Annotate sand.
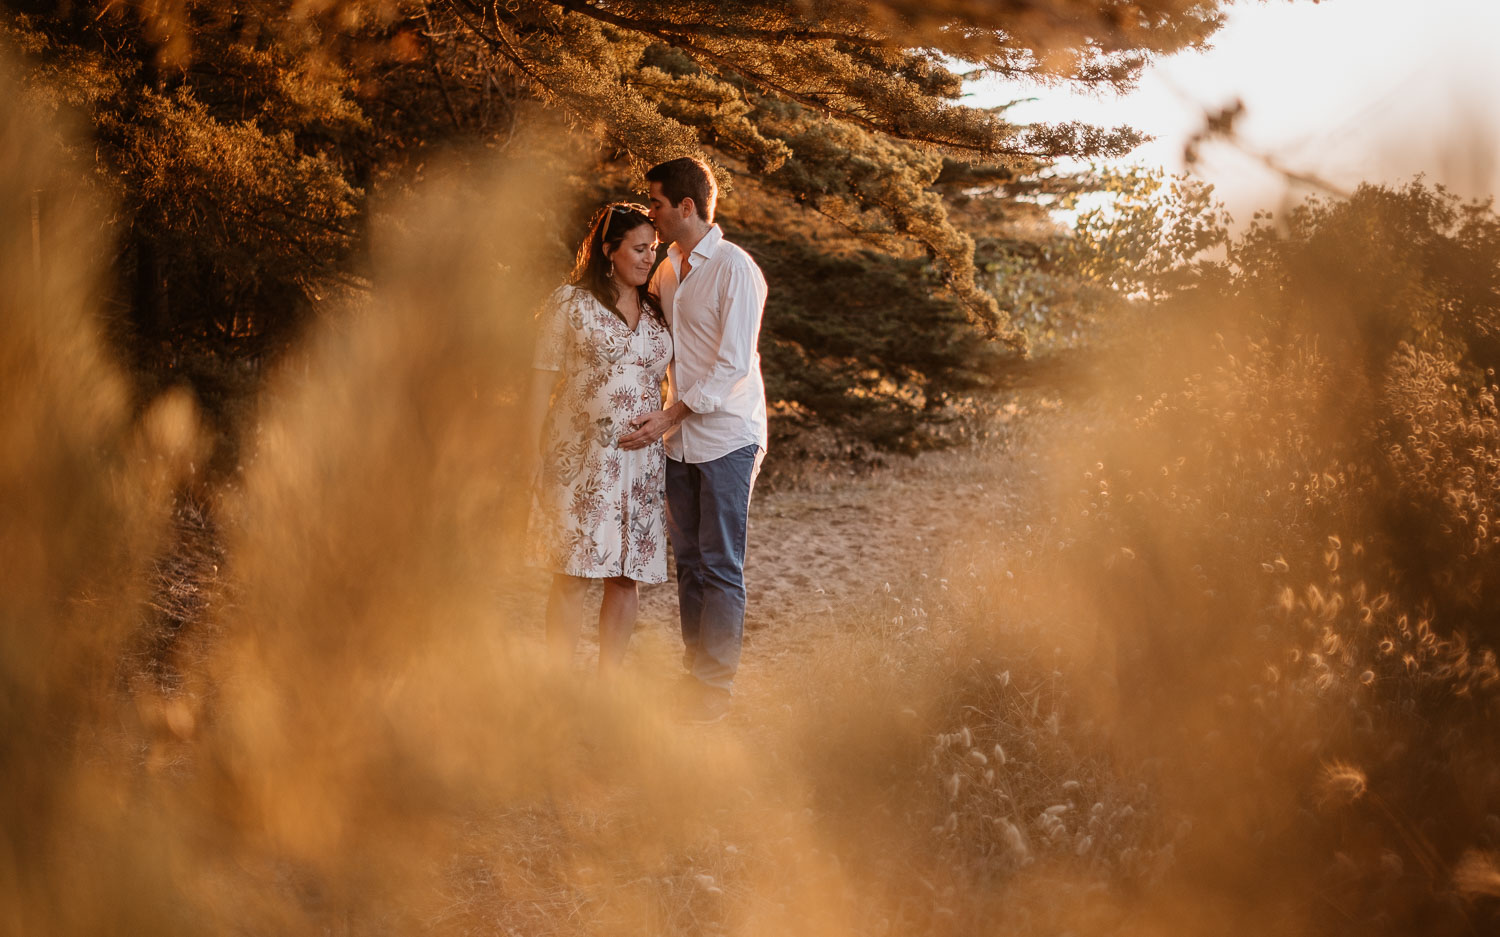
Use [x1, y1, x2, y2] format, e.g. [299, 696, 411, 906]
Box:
[504, 393, 1057, 679]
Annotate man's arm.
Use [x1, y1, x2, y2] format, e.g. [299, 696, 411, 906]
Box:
[673, 258, 766, 414]
[618, 258, 766, 450]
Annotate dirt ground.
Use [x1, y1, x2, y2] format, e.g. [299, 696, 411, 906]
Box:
[500, 392, 1062, 686]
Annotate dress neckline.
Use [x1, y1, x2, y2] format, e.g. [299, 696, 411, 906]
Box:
[583, 287, 647, 335]
[613, 305, 643, 333]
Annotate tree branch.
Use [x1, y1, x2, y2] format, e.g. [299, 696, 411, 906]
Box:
[451, 0, 1017, 156]
[543, 0, 884, 48]
[446, 1, 1103, 164]
[446, 0, 549, 96]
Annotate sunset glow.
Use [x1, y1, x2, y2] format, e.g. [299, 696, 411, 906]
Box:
[976, 0, 1500, 222]
[7, 4, 1500, 935]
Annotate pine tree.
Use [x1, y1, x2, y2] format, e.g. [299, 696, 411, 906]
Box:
[2, 0, 1233, 434]
[437, 0, 1227, 340]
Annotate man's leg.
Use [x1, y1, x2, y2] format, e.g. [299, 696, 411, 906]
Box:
[689, 444, 763, 693]
[664, 457, 705, 672]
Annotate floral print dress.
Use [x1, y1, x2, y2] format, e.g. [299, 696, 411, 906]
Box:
[527, 285, 673, 583]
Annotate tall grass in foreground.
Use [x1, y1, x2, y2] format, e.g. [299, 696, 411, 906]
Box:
[0, 61, 1018, 937]
[0, 60, 205, 934]
[1016, 183, 1500, 934]
[6, 54, 1500, 937]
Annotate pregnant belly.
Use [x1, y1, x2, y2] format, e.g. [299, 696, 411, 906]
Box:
[584, 393, 662, 443]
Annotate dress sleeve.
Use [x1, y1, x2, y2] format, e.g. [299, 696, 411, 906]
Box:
[532, 286, 572, 372]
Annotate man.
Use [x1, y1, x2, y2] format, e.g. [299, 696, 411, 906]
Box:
[618, 156, 768, 723]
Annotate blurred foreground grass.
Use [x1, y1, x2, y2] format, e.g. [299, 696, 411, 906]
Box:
[5, 61, 1500, 937]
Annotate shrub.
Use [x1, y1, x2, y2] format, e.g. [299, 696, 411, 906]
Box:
[1028, 181, 1500, 934]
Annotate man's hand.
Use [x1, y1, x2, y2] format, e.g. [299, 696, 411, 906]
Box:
[619, 400, 689, 450]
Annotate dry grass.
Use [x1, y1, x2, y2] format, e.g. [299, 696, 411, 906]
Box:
[6, 57, 1500, 937]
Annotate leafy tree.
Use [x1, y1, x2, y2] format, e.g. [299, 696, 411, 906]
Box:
[434, 0, 1228, 338]
[1060, 167, 1230, 301]
[2, 0, 1235, 441]
[1226, 181, 1500, 376]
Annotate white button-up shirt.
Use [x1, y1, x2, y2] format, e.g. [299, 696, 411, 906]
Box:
[650, 224, 768, 464]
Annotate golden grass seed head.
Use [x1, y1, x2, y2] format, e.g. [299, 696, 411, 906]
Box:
[995, 819, 1030, 863]
[1453, 850, 1500, 898]
[1379, 851, 1404, 880]
[1317, 761, 1368, 807]
[1278, 587, 1297, 612]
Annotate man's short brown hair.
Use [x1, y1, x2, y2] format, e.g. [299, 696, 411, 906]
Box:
[646, 157, 717, 223]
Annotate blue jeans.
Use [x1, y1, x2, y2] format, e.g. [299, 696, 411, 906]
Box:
[665, 444, 763, 692]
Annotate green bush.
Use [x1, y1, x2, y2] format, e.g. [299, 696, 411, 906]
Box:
[740, 231, 1006, 454]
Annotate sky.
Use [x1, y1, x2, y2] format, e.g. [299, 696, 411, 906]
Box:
[968, 0, 1500, 226]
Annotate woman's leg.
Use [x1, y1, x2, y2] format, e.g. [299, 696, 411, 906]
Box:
[546, 574, 589, 667]
[598, 576, 639, 676]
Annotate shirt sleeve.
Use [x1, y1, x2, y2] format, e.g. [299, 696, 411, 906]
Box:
[531, 286, 571, 372]
[648, 254, 675, 327]
[677, 255, 767, 414]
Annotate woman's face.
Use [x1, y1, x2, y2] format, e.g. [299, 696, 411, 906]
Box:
[606, 222, 658, 289]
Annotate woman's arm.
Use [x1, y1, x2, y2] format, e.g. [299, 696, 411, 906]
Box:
[523, 367, 559, 475]
[525, 286, 570, 474]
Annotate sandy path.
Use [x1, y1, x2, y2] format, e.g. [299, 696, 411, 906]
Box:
[677, 458, 1010, 629]
[502, 398, 1051, 679]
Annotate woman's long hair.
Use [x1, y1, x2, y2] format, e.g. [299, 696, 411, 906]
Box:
[569, 202, 662, 323]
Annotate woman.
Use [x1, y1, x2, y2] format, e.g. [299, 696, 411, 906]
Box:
[526, 202, 671, 674]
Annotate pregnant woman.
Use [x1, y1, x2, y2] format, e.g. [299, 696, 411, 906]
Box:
[526, 202, 671, 674]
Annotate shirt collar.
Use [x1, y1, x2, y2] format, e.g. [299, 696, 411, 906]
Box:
[667, 223, 724, 264]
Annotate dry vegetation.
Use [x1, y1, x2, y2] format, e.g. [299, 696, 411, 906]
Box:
[5, 65, 1500, 937]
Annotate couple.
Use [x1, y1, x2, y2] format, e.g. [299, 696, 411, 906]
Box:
[525, 156, 767, 723]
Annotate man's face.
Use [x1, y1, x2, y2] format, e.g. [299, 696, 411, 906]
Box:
[647, 181, 684, 243]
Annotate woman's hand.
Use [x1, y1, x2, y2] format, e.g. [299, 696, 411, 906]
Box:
[618, 400, 689, 450]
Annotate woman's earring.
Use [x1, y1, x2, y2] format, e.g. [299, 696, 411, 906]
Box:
[608, 261, 615, 278]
